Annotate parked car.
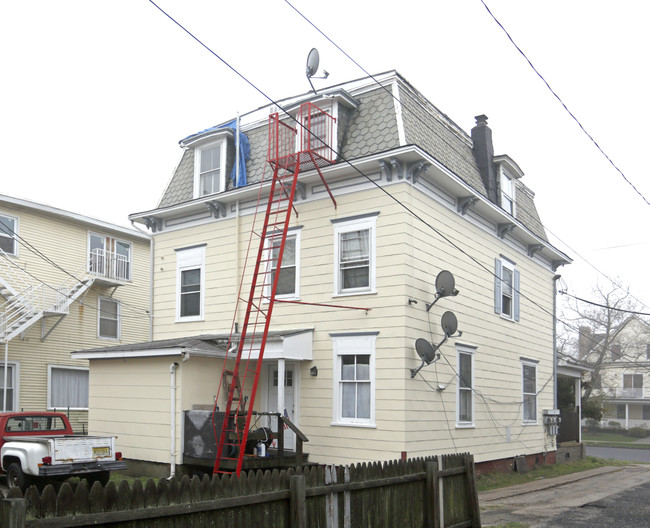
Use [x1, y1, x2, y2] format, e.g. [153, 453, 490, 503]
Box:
[0, 411, 126, 490]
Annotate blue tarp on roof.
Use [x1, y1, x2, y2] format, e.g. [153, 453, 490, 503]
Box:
[181, 119, 251, 188]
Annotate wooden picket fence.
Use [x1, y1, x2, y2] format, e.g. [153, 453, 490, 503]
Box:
[0, 453, 480, 528]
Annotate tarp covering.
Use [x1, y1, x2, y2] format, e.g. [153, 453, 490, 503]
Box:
[220, 119, 250, 188]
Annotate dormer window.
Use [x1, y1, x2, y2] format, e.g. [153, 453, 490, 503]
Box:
[493, 155, 523, 218]
[196, 139, 227, 197]
[500, 170, 515, 215]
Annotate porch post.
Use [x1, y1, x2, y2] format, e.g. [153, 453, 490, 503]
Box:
[626, 404, 630, 430]
[574, 377, 581, 442]
[278, 358, 285, 420]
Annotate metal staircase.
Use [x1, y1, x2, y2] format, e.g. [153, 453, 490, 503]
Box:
[0, 249, 95, 343]
[213, 103, 337, 475]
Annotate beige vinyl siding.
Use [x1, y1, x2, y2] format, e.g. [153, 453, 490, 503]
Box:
[0, 202, 150, 432]
[106, 175, 554, 466]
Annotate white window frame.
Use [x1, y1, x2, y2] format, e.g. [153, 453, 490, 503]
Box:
[47, 365, 89, 411]
[88, 232, 133, 282]
[522, 360, 538, 425]
[456, 345, 475, 427]
[0, 212, 19, 257]
[333, 215, 377, 296]
[0, 362, 19, 412]
[98, 297, 121, 340]
[193, 138, 228, 198]
[296, 102, 337, 161]
[176, 245, 206, 322]
[495, 257, 520, 321]
[264, 228, 301, 301]
[500, 168, 516, 216]
[332, 333, 376, 427]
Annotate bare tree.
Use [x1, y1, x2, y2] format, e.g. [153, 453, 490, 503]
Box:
[558, 280, 650, 410]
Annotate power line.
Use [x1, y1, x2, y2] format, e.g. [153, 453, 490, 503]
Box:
[479, 0, 650, 208]
[559, 291, 650, 317]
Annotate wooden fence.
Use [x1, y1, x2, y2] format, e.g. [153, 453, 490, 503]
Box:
[558, 410, 580, 443]
[0, 454, 480, 528]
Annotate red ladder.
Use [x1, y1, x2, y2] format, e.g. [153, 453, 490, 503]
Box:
[213, 105, 336, 476]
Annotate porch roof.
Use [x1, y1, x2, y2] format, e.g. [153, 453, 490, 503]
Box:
[71, 328, 314, 361]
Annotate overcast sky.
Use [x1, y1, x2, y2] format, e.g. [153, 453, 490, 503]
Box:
[1, 1, 649, 313]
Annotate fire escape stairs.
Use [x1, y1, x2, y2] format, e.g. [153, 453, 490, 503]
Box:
[0, 256, 95, 343]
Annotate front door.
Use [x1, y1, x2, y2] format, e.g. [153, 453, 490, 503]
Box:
[266, 364, 297, 451]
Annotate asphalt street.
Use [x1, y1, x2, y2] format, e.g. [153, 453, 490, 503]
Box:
[587, 445, 650, 463]
[480, 464, 650, 527]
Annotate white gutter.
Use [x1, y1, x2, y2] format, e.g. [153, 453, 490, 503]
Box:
[169, 362, 179, 479]
[3, 342, 7, 412]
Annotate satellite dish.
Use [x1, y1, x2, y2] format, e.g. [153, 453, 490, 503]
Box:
[441, 311, 458, 337]
[426, 270, 460, 311]
[435, 270, 456, 297]
[306, 48, 320, 78]
[415, 338, 437, 365]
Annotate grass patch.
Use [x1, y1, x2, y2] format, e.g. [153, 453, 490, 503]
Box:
[582, 431, 650, 449]
[476, 456, 631, 492]
[582, 432, 638, 443]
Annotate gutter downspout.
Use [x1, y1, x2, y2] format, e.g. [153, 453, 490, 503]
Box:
[3, 342, 7, 412]
[169, 361, 179, 479]
[553, 275, 561, 411]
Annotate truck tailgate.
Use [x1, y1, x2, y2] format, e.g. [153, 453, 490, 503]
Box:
[52, 436, 115, 463]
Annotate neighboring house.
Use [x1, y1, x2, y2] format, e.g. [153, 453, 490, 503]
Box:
[73, 71, 570, 473]
[0, 194, 151, 432]
[581, 317, 650, 429]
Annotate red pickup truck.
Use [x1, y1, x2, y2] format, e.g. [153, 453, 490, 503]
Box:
[0, 411, 126, 490]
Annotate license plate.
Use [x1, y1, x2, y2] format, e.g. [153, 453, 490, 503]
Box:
[93, 446, 110, 457]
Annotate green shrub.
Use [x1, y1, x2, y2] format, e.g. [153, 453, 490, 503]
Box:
[628, 427, 647, 438]
[608, 421, 621, 429]
[585, 419, 600, 432]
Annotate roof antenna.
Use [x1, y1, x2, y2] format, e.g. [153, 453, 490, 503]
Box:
[306, 48, 329, 94]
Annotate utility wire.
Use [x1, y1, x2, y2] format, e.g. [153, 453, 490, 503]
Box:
[479, 0, 650, 208]
[284, 0, 650, 309]
[559, 291, 650, 317]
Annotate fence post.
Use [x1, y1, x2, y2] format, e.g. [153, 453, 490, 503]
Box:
[464, 455, 481, 527]
[290, 474, 306, 528]
[1, 498, 26, 528]
[425, 461, 440, 528]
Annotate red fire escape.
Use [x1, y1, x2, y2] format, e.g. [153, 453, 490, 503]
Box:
[213, 103, 337, 476]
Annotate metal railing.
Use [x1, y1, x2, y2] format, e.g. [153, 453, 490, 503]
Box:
[606, 387, 645, 399]
[88, 249, 130, 282]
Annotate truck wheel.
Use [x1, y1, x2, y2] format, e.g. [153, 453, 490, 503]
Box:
[86, 471, 110, 487]
[7, 462, 28, 491]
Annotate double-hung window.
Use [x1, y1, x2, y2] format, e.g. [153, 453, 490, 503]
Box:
[98, 297, 120, 340]
[192, 135, 229, 198]
[623, 374, 643, 398]
[0, 363, 17, 411]
[48, 366, 88, 410]
[457, 346, 475, 426]
[265, 229, 300, 299]
[495, 257, 520, 321]
[333, 214, 377, 295]
[0, 213, 18, 256]
[500, 170, 515, 215]
[522, 360, 537, 424]
[332, 333, 376, 426]
[176, 245, 206, 321]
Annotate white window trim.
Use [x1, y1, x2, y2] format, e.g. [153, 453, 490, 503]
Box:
[0, 212, 19, 257]
[97, 296, 121, 341]
[47, 365, 89, 411]
[333, 215, 377, 297]
[456, 345, 475, 428]
[193, 138, 228, 198]
[499, 167, 516, 217]
[263, 228, 301, 301]
[295, 101, 338, 161]
[0, 361, 20, 412]
[495, 257, 520, 322]
[331, 333, 377, 427]
[521, 360, 538, 425]
[176, 245, 206, 322]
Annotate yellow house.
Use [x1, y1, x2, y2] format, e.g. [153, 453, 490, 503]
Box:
[74, 71, 570, 475]
[0, 194, 151, 432]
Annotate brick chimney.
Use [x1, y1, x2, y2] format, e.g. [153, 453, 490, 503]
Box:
[471, 115, 498, 204]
